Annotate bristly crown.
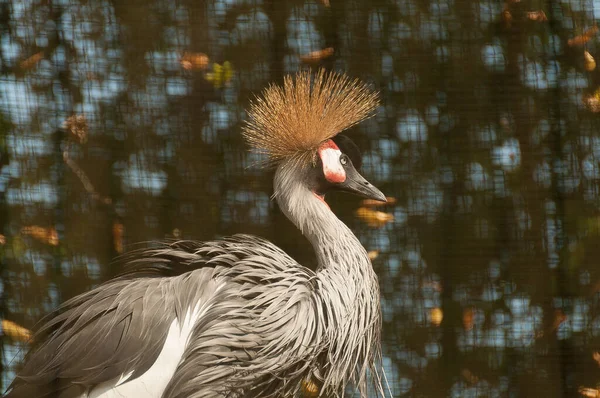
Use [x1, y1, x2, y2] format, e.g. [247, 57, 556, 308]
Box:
[242, 69, 379, 168]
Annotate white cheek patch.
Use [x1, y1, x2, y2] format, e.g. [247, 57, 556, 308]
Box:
[319, 148, 346, 183]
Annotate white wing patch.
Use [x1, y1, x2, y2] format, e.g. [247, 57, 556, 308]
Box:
[85, 299, 213, 398]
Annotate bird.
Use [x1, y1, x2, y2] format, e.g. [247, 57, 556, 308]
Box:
[5, 69, 387, 398]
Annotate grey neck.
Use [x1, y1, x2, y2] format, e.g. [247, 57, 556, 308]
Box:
[273, 163, 368, 270]
[273, 162, 383, 394]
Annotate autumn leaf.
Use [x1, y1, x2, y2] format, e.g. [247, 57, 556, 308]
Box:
[21, 225, 58, 246]
[113, 222, 124, 254]
[585, 51, 596, 71]
[300, 47, 334, 64]
[367, 250, 379, 260]
[180, 52, 209, 70]
[463, 307, 475, 330]
[355, 207, 394, 227]
[301, 378, 320, 397]
[429, 307, 443, 326]
[19, 52, 44, 70]
[360, 197, 397, 207]
[579, 387, 600, 397]
[569, 26, 599, 47]
[2, 319, 32, 342]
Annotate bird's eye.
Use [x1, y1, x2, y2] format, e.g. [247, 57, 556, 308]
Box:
[340, 155, 348, 166]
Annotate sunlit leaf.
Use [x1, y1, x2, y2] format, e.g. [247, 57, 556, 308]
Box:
[429, 307, 443, 326]
[579, 387, 600, 397]
[360, 197, 397, 207]
[593, 351, 600, 366]
[180, 52, 209, 70]
[355, 207, 394, 228]
[21, 226, 59, 246]
[113, 222, 124, 254]
[0, 234, 5, 245]
[205, 61, 234, 89]
[585, 51, 596, 71]
[569, 26, 599, 47]
[2, 319, 32, 342]
[301, 378, 319, 397]
[300, 47, 334, 64]
[367, 250, 379, 260]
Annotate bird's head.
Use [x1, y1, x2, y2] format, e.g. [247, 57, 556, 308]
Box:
[308, 134, 386, 204]
[243, 69, 385, 204]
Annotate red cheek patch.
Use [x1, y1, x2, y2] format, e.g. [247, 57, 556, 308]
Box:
[318, 140, 346, 183]
[319, 139, 340, 150]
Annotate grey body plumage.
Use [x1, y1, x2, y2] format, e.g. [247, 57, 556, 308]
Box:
[5, 70, 385, 397]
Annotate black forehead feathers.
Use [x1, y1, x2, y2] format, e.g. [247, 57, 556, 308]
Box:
[332, 134, 362, 170]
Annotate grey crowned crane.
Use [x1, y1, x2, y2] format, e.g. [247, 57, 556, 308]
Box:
[5, 69, 387, 398]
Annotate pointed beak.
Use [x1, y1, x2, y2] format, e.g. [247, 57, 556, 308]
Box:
[338, 166, 387, 202]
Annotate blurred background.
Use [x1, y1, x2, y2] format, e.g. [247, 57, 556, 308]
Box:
[1, 0, 600, 396]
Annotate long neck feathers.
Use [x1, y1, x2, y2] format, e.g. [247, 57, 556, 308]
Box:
[273, 164, 359, 268]
[273, 164, 384, 395]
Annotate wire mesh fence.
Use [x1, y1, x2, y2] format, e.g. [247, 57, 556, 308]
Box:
[1, 0, 600, 396]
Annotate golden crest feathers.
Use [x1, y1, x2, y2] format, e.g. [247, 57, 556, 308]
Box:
[242, 69, 379, 167]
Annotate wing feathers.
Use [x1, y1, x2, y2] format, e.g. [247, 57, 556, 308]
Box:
[6, 234, 377, 398]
